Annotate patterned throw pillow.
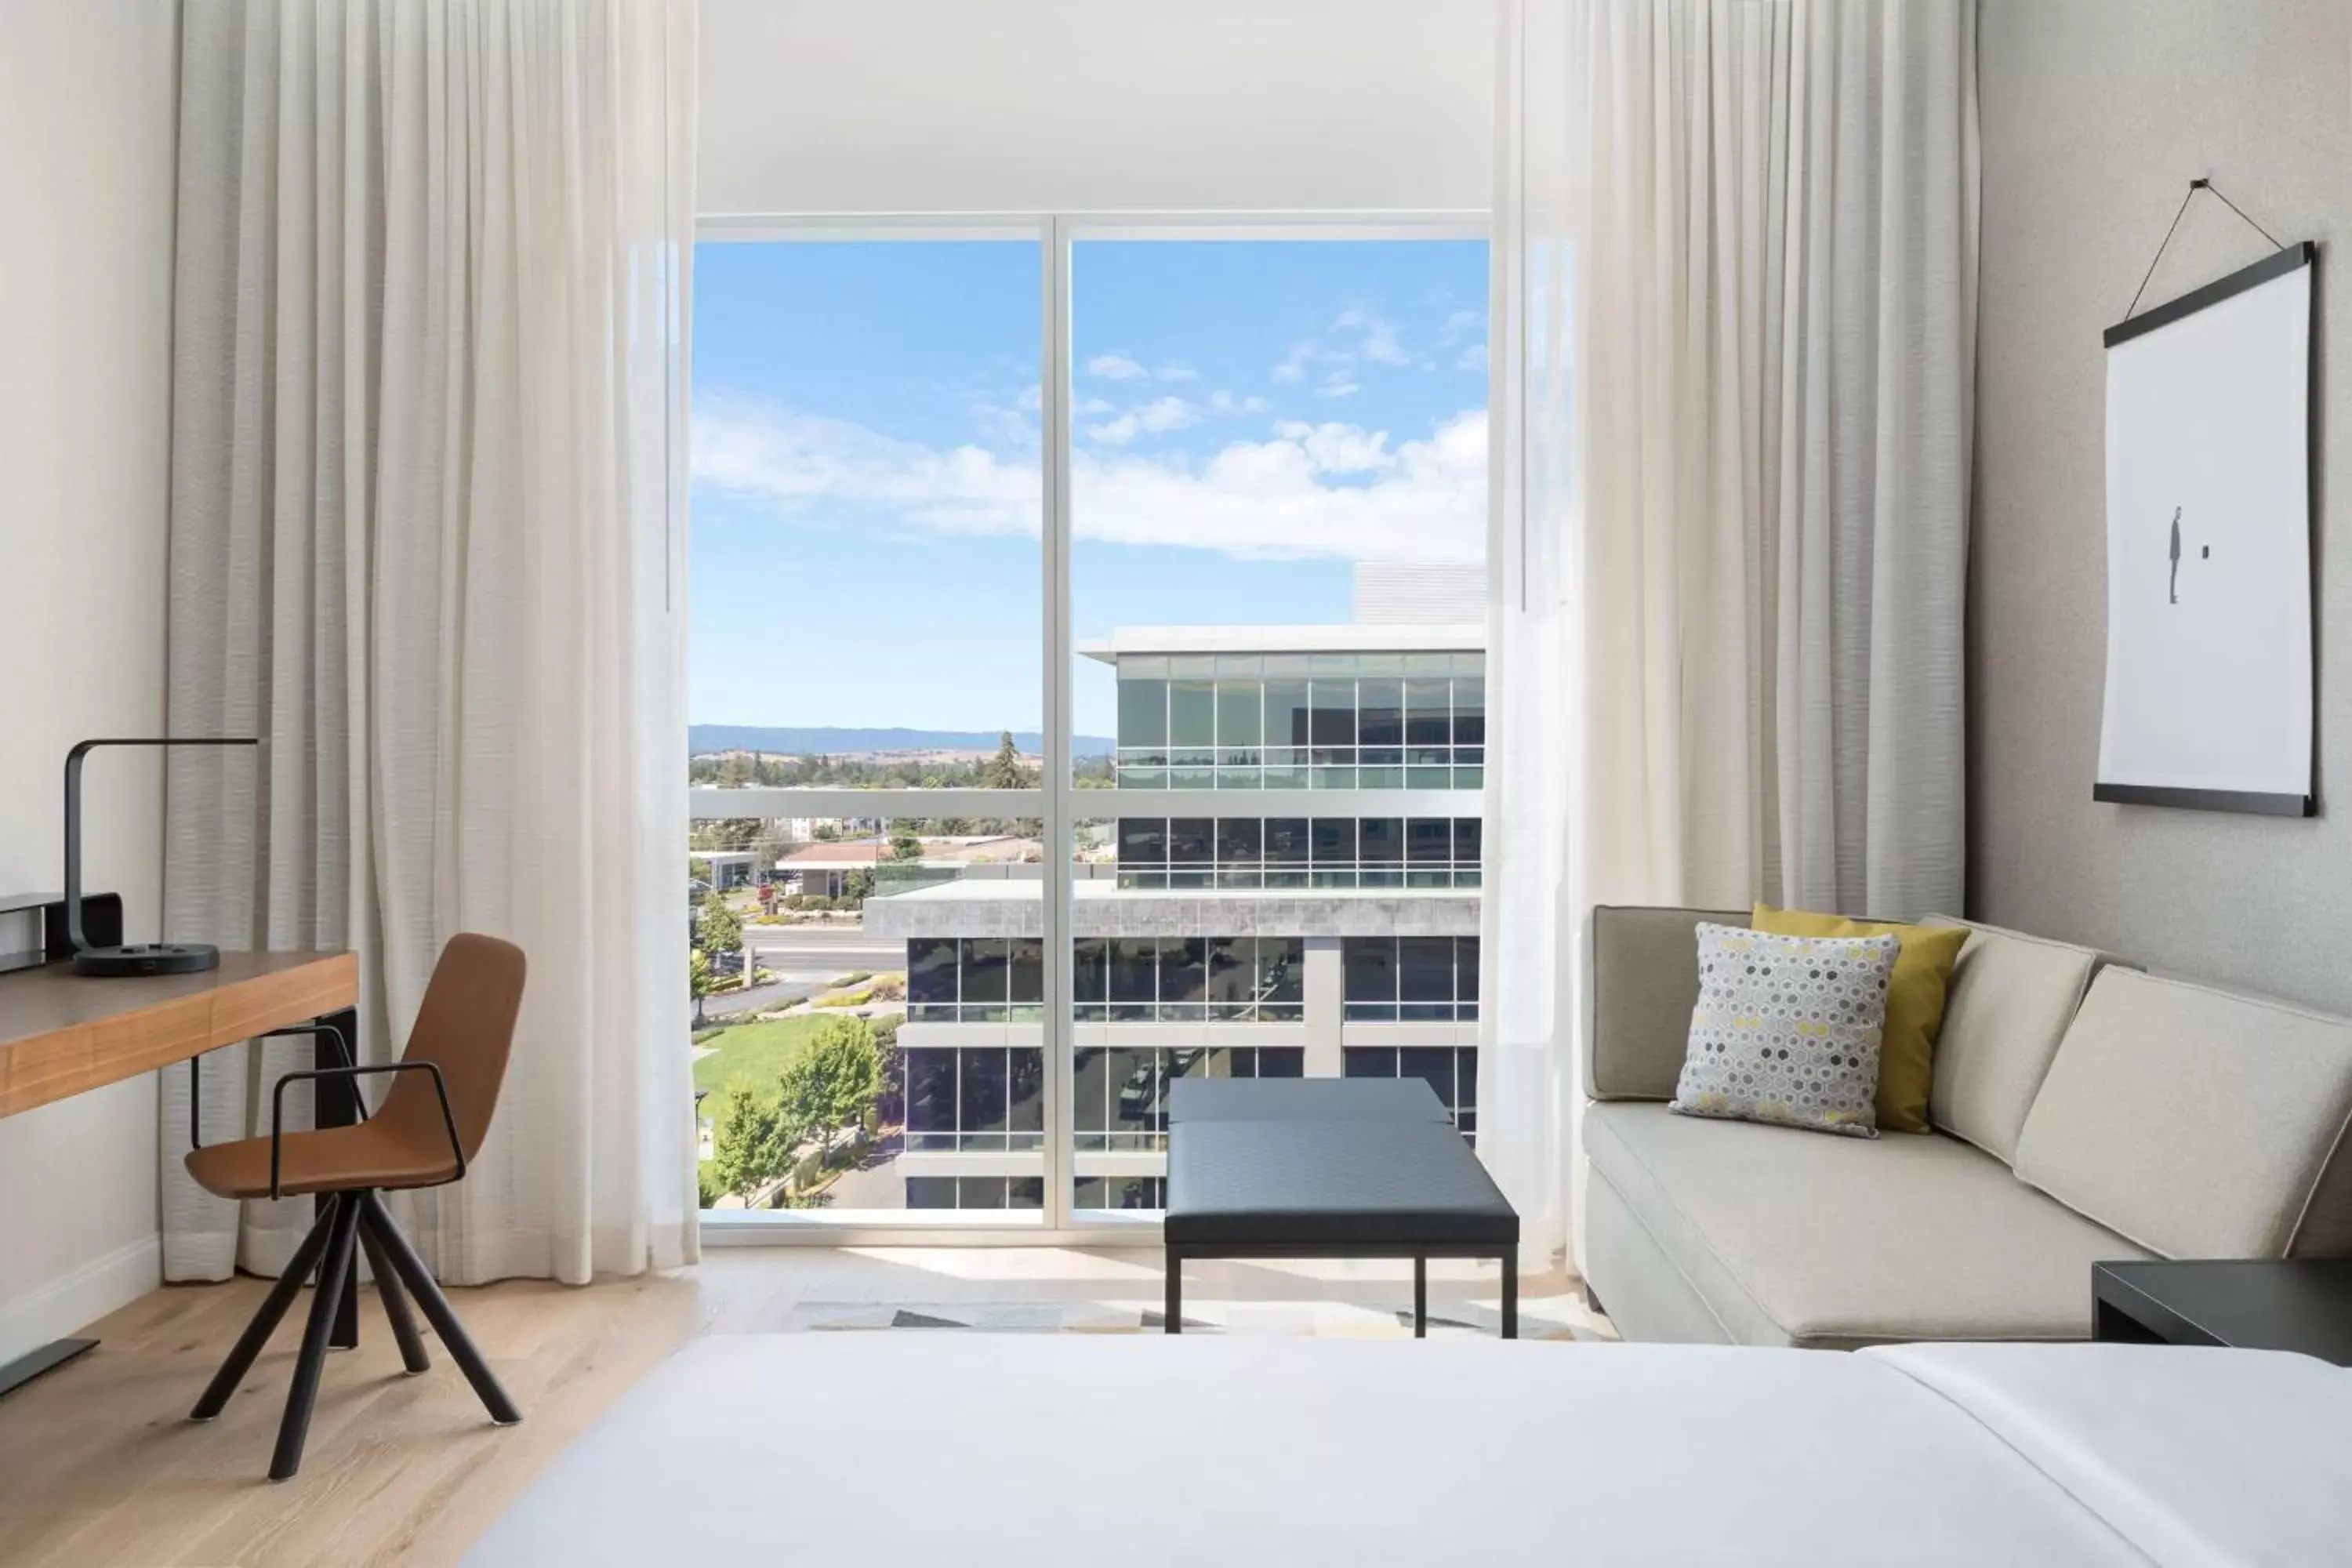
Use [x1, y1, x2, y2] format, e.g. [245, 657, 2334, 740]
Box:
[1670, 924, 1901, 1138]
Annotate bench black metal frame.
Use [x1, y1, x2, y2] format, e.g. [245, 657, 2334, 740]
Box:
[1162, 1079, 1519, 1339]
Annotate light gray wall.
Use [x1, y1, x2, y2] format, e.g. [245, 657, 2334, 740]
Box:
[1972, 2, 2352, 1007]
[0, 0, 179, 1359]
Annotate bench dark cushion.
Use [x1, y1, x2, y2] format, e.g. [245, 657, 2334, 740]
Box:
[1166, 1119, 1519, 1247]
[1166, 1077, 1453, 1125]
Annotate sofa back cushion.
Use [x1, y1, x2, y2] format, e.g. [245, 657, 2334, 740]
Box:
[1586, 905, 1748, 1100]
[2013, 969, 2352, 1260]
[1920, 916, 2117, 1163]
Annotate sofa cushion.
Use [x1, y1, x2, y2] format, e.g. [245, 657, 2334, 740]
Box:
[1583, 1101, 2150, 1348]
[1586, 906, 1748, 1101]
[1921, 916, 2119, 1163]
[2013, 969, 2352, 1260]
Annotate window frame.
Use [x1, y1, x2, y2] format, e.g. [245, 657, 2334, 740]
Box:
[690, 210, 1487, 1248]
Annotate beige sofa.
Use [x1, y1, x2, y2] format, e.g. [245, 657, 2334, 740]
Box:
[1581, 906, 2352, 1348]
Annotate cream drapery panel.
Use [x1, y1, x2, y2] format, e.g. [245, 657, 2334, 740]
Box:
[161, 0, 700, 1286]
[1486, 0, 1978, 1272]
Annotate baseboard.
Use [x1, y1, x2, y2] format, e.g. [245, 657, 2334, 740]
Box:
[0, 1233, 162, 1366]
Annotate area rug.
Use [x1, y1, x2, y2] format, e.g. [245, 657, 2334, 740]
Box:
[773, 1297, 1608, 1339]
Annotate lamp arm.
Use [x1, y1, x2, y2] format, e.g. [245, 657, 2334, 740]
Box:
[63, 738, 262, 952]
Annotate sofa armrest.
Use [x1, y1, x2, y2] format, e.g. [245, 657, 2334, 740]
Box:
[1584, 905, 1748, 1101]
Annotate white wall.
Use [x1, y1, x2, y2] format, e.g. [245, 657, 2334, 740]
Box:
[699, 0, 1494, 215]
[1971, 2, 2352, 1006]
[0, 0, 180, 1361]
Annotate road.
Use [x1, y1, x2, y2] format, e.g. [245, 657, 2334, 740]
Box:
[739, 923, 904, 977]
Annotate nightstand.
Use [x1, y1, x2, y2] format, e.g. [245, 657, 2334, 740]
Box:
[2092, 1259, 2352, 1366]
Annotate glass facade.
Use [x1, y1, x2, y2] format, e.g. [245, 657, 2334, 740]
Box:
[903, 1176, 1047, 1210]
[902, 1045, 1044, 1151]
[1078, 935, 1305, 1022]
[1073, 1176, 1167, 1210]
[906, 937, 1047, 1023]
[1113, 653, 1484, 789]
[1116, 815, 1480, 890]
[1073, 1044, 1305, 1151]
[1341, 936, 1482, 1021]
[1345, 1046, 1479, 1139]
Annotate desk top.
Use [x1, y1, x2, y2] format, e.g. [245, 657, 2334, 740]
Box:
[0, 950, 358, 1119]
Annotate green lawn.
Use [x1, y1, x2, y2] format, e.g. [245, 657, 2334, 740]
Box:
[691, 1014, 829, 1102]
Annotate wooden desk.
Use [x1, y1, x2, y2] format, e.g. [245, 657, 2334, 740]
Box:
[0, 950, 360, 1394]
[0, 950, 358, 1118]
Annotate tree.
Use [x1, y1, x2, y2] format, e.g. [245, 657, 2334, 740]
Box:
[981, 730, 1033, 789]
[888, 828, 924, 862]
[841, 866, 875, 905]
[688, 949, 713, 1028]
[778, 1014, 884, 1159]
[710, 1087, 795, 1203]
[695, 897, 743, 962]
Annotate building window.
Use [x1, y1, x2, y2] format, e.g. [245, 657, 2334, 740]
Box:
[1117, 817, 1481, 890]
[1345, 1046, 1479, 1139]
[1072, 1176, 1167, 1210]
[904, 937, 1047, 1022]
[1071, 935, 1304, 1022]
[906, 1176, 1046, 1211]
[1073, 1045, 1305, 1150]
[899, 1047, 1044, 1151]
[1341, 935, 1479, 1022]
[1113, 652, 1484, 789]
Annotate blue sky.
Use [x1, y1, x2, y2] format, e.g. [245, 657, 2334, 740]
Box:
[691, 238, 1487, 739]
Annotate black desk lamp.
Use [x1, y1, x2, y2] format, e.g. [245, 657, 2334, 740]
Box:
[65, 737, 261, 976]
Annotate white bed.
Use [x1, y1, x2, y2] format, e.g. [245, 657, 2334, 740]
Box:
[465, 1336, 2352, 1566]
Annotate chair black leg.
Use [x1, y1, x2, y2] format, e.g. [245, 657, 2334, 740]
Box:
[1500, 1254, 1519, 1340]
[358, 1223, 431, 1375]
[359, 1193, 521, 1426]
[270, 1192, 363, 1481]
[190, 1196, 342, 1422]
[1414, 1255, 1428, 1338]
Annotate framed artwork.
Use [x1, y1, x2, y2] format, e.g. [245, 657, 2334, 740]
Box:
[2096, 241, 2317, 816]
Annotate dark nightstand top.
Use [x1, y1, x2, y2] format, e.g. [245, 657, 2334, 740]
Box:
[2093, 1259, 2352, 1366]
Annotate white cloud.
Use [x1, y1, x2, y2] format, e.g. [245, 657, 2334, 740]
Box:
[1334, 308, 1408, 366]
[1456, 341, 1488, 372]
[1271, 341, 1315, 383]
[1437, 308, 1482, 346]
[1085, 395, 1201, 445]
[1207, 389, 1271, 417]
[1317, 370, 1362, 398]
[1077, 397, 1116, 416]
[1272, 421, 1396, 474]
[693, 394, 1485, 564]
[1154, 363, 1200, 382]
[1087, 354, 1149, 380]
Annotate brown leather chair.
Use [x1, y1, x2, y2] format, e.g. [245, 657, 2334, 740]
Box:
[185, 932, 528, 1481]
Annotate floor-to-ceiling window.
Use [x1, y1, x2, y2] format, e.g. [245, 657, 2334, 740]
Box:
[688, 221, 1485, 1235]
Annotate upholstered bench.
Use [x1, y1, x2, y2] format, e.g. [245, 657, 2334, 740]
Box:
[1163, 1078, 1520, 1338]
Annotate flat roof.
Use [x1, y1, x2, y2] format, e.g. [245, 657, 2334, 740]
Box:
[1078, 623, 1483, 664]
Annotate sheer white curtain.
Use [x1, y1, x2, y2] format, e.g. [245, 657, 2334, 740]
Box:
[161, 0, 699, 1286]
[1486, 0, 1977, 1273]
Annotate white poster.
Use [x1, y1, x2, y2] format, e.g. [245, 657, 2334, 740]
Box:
[2097, 248, 2314, 813]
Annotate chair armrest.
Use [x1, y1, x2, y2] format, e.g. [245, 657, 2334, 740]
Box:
[188, 1022, 364, 1152]
[1584, 905, 1748, 1101]
[268, 1061, 464, 1200]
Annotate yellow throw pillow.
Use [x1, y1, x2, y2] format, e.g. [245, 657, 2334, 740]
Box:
[1750, 904, 1967, 1134]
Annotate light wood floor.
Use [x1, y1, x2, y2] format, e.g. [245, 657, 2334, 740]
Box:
[0, 1249, 1587, 1566]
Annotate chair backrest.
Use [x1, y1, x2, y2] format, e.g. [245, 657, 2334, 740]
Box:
[381, 933, 528, 1163]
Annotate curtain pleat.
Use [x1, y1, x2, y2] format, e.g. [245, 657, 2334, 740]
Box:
[162, 0, 699, 1286]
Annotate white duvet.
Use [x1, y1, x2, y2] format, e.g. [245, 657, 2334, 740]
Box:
[466, 1336, 2352, 1566]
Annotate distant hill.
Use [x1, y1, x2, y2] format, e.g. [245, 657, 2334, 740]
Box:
[690, 724, 1114, 757]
